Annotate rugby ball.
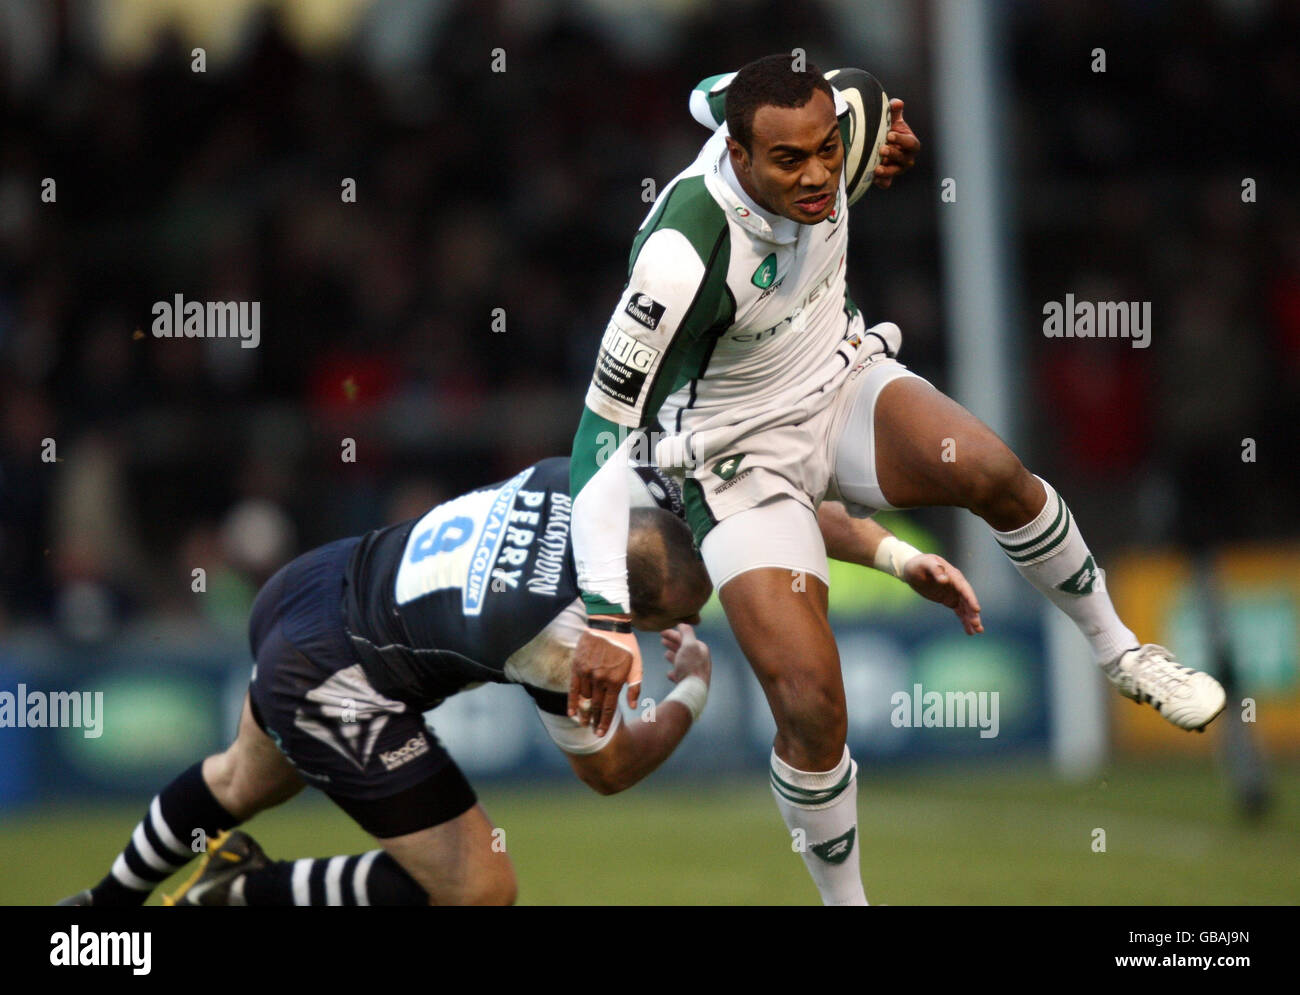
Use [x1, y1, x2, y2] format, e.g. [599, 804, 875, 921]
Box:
[824, 68, 891, 206]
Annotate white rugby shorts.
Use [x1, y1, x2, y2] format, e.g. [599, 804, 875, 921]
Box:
[698, 353, 928, 589]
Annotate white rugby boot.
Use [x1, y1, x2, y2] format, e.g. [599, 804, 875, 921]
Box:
[1102, 644, 1227, 732]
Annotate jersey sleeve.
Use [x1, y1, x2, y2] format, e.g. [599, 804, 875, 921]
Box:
[570, 176, 733, 614]
[571, 419, 634, 614]
[688, 71, 736, 130]
[582, 226, 720, 428]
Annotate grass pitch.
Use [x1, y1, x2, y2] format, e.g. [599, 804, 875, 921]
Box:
[5, 759, 1297, 905]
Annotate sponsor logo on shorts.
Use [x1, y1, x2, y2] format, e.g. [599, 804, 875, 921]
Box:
[712, 454, 745, 480]
[624, 293, 666, 331]
[379, 734, 431, 771]
[713, 467, 753, 494]
[712, 454, 751, 494]
[294, 665, 407, 771]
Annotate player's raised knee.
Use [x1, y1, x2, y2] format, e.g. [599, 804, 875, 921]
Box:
[959, 441, 1033, 517]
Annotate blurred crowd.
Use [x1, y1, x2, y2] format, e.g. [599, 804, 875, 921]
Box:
[0, 0, 1295, 641]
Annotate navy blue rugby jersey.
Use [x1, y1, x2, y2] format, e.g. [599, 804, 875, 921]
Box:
[342, 457, 682, 713]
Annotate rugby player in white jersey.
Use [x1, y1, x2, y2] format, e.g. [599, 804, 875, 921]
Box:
[567, 54, 1227, 906]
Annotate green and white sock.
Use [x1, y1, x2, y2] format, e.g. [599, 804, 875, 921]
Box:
[993, 476, 1137, 664]
[769, 746, 867, 906]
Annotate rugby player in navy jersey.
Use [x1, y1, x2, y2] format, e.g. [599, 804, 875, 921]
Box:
[58, 457, 978, 906]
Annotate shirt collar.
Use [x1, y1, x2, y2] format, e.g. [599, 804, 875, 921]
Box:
[704, 129, 800, 246]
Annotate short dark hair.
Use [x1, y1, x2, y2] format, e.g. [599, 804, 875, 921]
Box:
[627, 508, 707, 618]
[726, 53, 833, 153]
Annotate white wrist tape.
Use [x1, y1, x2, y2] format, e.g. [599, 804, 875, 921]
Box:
[874, 536, 923, 579]
[664, 676, 708, 724]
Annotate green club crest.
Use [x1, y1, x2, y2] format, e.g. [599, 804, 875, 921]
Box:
[751, 253, 777, 289]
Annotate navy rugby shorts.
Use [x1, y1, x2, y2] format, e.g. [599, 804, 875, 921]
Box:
[246, 537, 476, 838]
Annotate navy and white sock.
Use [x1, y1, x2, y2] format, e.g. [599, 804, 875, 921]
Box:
[89, 762, 239, 906]
[238, 851, 427, 906]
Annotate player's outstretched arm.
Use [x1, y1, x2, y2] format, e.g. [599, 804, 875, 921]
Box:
[817, 499, 892, 565]
[817, 501, 983, 635]
[564, 625, 711, 795]
[570, 407, 644, 734]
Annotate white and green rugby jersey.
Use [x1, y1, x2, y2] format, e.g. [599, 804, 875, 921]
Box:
[585, 69, 886, 428]
[570, 68, 891, 615]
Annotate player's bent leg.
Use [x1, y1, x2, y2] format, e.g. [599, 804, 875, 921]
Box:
[704, 499, 867, 906]
[868, 375, 1043, 529]
[65, 740, 268, 907]
[837, 366, 1224, 731]
[866, 377, 1135, 659]
[171, 808, 516, 906]
[201, 693, 305, 820]
[60, 694, 305, 906]
[59, 759, 244, 906]
[718, 568, 865, 906]
[169, 762, 512, 906]
[718, 567, 845, 769]
[165, 829, 434, 906]
[379, 803, 516, 906]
